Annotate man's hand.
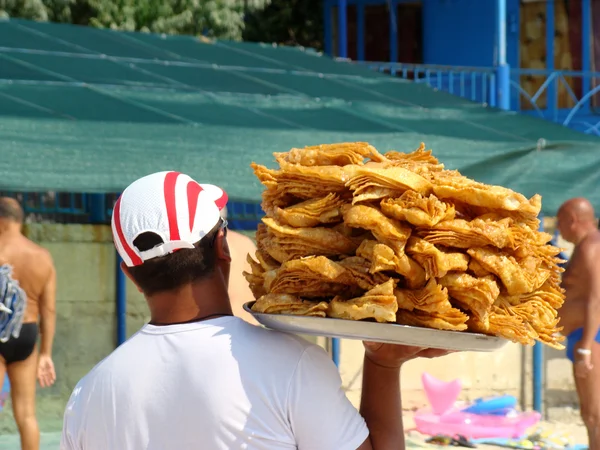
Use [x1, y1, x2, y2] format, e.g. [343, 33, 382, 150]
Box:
[38, 354, 56, 388]
[363, 341, 452, 369]
[575, 352, 594, 378]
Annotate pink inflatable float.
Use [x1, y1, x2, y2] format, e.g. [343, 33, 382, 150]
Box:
[415, 373, 541, 439]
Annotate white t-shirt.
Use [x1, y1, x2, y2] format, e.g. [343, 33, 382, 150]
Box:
[60, 317, 369, 450]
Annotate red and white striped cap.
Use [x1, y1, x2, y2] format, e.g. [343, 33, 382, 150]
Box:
[111, 171, 228, 267]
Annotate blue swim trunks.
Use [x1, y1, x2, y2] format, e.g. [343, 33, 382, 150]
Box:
[566, 328, 600, 362]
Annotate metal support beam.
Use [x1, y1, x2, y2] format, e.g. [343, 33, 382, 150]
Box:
[357, 3, 365, 61]
[582, 0, 591, 108]
[546, 0, 557, 120]
[338, 0, 348, 58]
[333, 0, 346, 367]
[389, 0, 398, 63]
[324, 1, 333, 56]
[89, 194, 106, 224]
[533, 214, 545, 414]
[496, 0, 510, 110]
[332, 338, 341, 367]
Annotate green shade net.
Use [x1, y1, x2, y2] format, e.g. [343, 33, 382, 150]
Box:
[1, 18, 599, 215]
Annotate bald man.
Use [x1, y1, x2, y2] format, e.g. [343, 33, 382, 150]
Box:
[0, 198, 56, 450]
[557, 198, 600, 449]
[220, 208, 258, 325]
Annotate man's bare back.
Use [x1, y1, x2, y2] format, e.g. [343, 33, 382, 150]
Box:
[0, 233, 54, 324]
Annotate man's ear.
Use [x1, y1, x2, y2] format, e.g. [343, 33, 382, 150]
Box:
[215, 229, 232, 263]
[120, 262, 143, 293]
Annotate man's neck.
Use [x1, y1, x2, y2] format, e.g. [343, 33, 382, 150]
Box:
[147, 279, 233, 326]
[0, 221, 21, 238]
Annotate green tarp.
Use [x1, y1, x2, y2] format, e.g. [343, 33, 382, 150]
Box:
[1, 18, 599, 215]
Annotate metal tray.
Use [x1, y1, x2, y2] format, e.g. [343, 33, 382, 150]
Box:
[244, 302, 508, 352]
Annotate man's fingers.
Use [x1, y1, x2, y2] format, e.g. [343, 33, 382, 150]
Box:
[363, 341, 383, 351]
[418, 348, 452, 359]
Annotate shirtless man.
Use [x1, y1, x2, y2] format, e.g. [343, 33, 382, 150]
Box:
[220, 207, 258, 325]
[0, 198, 56, 450]
[556, 198, 600, 449]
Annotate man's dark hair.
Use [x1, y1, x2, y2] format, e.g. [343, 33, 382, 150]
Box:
[0, 198, 24, 224]
[127, 220, 223, 296]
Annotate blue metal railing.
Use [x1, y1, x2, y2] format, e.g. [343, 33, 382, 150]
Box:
[365, 63, 498, 106]
[1, 191, 264, 229]
[360, 62, 600, 136]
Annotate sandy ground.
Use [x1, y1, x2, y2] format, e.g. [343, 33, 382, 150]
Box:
[0, 417, 587, 450]
[403, 406, 588, 448]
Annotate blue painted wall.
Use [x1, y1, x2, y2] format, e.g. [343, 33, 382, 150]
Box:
[422, 0, 497, 67]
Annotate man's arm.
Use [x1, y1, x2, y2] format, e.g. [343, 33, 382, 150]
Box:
[580, 241, 600, 352]
[357, 357, 403, 449]
[39, 261, 56, 356]
[288, 341, 448, 450]
[357, 343, 450, 450]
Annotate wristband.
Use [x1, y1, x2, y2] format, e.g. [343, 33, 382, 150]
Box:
[577, 348, 592, 356]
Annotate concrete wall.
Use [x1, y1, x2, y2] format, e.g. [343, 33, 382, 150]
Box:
[0, 223, 579, 434]
[0, 224, 149, 434]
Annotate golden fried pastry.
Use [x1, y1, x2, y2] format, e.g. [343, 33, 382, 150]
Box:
[355, 240, 426, 289]
[405, 237, 469, 279]
[439, 273, 500, 327]
[467, 308, 538, 346]
[394, 278, 453, 313]
[274, 142, 380, 166]
[468, 259, 492, 278]
[274, 194, 346, 228]
[346, 166, 433, 204]
[381, 191, 454, 227]
[397, 307, 469, 331]
[247, 141, 565, 349]
[343, 205, 412, 255]
[263, 256, 350, 297]
[252, 294, 329, 317]
[337, 256, 390, 291]
[252, 161, 349, 205]
[467, 247, 551, 296]
[243, 253, 268, 299]
[417, 217, 514, 249]
[384, 143, 440, 165]
[328, 279, 398, 323]
[431, 171, 541, 218]
[261, 217, 360, 262]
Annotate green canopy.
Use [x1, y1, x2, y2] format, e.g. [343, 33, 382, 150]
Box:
[1, 18, 599, 215]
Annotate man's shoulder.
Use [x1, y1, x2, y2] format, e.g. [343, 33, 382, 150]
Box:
[239, 320, 317, 354]
[22, 237, 53, 264]
[579, 231, 600, 258]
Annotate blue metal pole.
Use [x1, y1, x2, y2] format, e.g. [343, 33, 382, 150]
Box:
[546, 0, 556, 121]
[389, 0, 398, 63]
[533, 213, 545, 413]
[116, 252, 127, 346]
[89, 194, 106, 224]
[332, 337, 341, 367]
[582, 0, 591, 109]
[337, 0, 348, 58]
[496, 0, 510, 110]
[324, 0, 333, 56]
[357, 3, 365, 61]
[332, 0, 346, 367]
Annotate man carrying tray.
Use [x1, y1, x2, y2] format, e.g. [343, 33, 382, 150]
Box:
[60, 171, 449, 450]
